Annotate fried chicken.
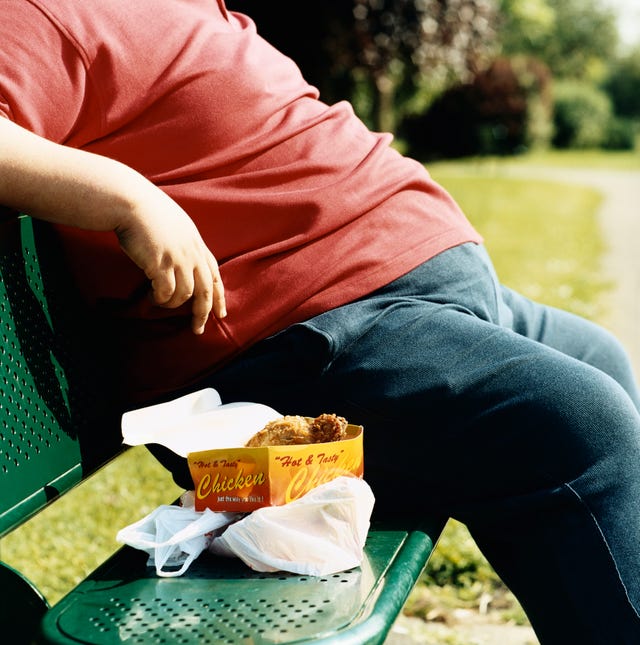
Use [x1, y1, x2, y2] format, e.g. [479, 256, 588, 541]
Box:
[245, 413, 348, 447]
[309, 413, 348, 443]
[245, 415, 312, 447]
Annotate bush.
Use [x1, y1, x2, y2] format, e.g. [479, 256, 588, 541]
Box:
[602, 49, 640, 119]
[398, 56, 553, 160]
[552, 81, 613, 149]
[602, 116, 637, 151]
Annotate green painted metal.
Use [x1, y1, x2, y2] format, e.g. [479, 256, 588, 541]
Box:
[40, 529, 436, 644]
[0, 216, 82, 538]
[0, 561, 49, 644]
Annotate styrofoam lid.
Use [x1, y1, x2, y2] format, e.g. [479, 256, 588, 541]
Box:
[121, 388, 282, 457]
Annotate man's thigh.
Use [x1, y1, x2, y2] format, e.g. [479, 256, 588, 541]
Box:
[500, 285, 640, 405]
[311, 299, 640, 513]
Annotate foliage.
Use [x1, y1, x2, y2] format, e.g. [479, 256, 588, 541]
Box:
[399, 57, 526, 159]
[399, 55, 553, 159]
[352, 0, 498, 84]
[496, 0, 556, 53]
[350, 0, 499, 130]
[394, 0, 633, 157]
[227, 0, 500, 132]
[422, 520, 498, 591]
[552, 80, 614, 149]
[229, 0, 636, 159]
[601, 117, 637, 151]
[602, 47, 640, 119]
[497, 0, 619, 81]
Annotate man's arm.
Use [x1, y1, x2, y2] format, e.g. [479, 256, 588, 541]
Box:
[0, 117, 226, 334]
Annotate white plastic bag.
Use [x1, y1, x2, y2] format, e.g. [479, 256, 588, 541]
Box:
[116, 503, 240, 577]
[210, 476, 375, 576]
[117, 476, 374, 577]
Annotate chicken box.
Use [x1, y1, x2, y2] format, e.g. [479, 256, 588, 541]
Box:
[121, 388, 364, 512]
[187, 422, 363, 512]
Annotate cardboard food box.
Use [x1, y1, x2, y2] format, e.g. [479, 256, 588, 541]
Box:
[121, 388, 364, 513]
[187, 423, 363, 512]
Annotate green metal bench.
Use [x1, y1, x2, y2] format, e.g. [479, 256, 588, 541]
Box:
[0, 214, 445, 645]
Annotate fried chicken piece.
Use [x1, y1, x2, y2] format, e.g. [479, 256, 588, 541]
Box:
[309, 413, 348, 443]
[245, 413, 349, 447]
[245, 415, 313, 447]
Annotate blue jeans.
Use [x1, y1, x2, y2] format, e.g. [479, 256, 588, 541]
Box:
[201, 242, 640, 644]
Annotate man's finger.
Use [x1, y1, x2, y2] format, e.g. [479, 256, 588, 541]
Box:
[208, 254, 226, 319]
[165, 266, 195, 308]
[191, 265, 214, 335]
[150, 270, 176, 305]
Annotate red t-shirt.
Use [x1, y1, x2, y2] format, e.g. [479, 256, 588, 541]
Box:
[0, 0, 481, 403]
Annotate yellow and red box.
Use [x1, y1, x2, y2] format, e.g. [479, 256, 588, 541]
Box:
[187, 423, 364, 512]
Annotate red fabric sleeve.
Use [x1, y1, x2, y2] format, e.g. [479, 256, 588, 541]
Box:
[0, 0, 91, 142]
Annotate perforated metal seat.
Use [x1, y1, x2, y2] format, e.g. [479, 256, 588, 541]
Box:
[40, 527, 436, 644]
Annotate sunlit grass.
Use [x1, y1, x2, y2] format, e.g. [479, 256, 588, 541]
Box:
[1, 447, 182, 605]
[426, 146, 640, 172]
[507, 147, 640, 170]
[429, 172, 608, 322]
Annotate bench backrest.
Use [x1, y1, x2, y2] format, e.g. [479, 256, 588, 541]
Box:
[0, 215, 122, 538]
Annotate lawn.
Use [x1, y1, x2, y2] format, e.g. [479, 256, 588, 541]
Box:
[0, 149, 630, 637]
[1, 447, 182, 604]
[427, 170, 608, 322]
[428, 147, 640, 172]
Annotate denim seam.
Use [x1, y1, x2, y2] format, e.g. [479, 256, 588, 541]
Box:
[564, 480, 639, 619]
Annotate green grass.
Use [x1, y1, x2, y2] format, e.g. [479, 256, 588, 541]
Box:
[427, 146, 640, 172]
[428, 172, 608, 321]
[0, 149, 623, 629]
[1, 447, 182, 605]
[500, 147, 640, 170]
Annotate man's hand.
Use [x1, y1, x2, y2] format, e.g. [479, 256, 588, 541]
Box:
[0, 117, 226, 334]
[116, 190, 226, 334]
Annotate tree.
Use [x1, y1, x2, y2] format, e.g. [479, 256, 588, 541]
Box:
[497, 0, 619, 81]
[348, 0, 500, 131]
[497, 0, 556, 55]
[227, 1, 500, 132]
